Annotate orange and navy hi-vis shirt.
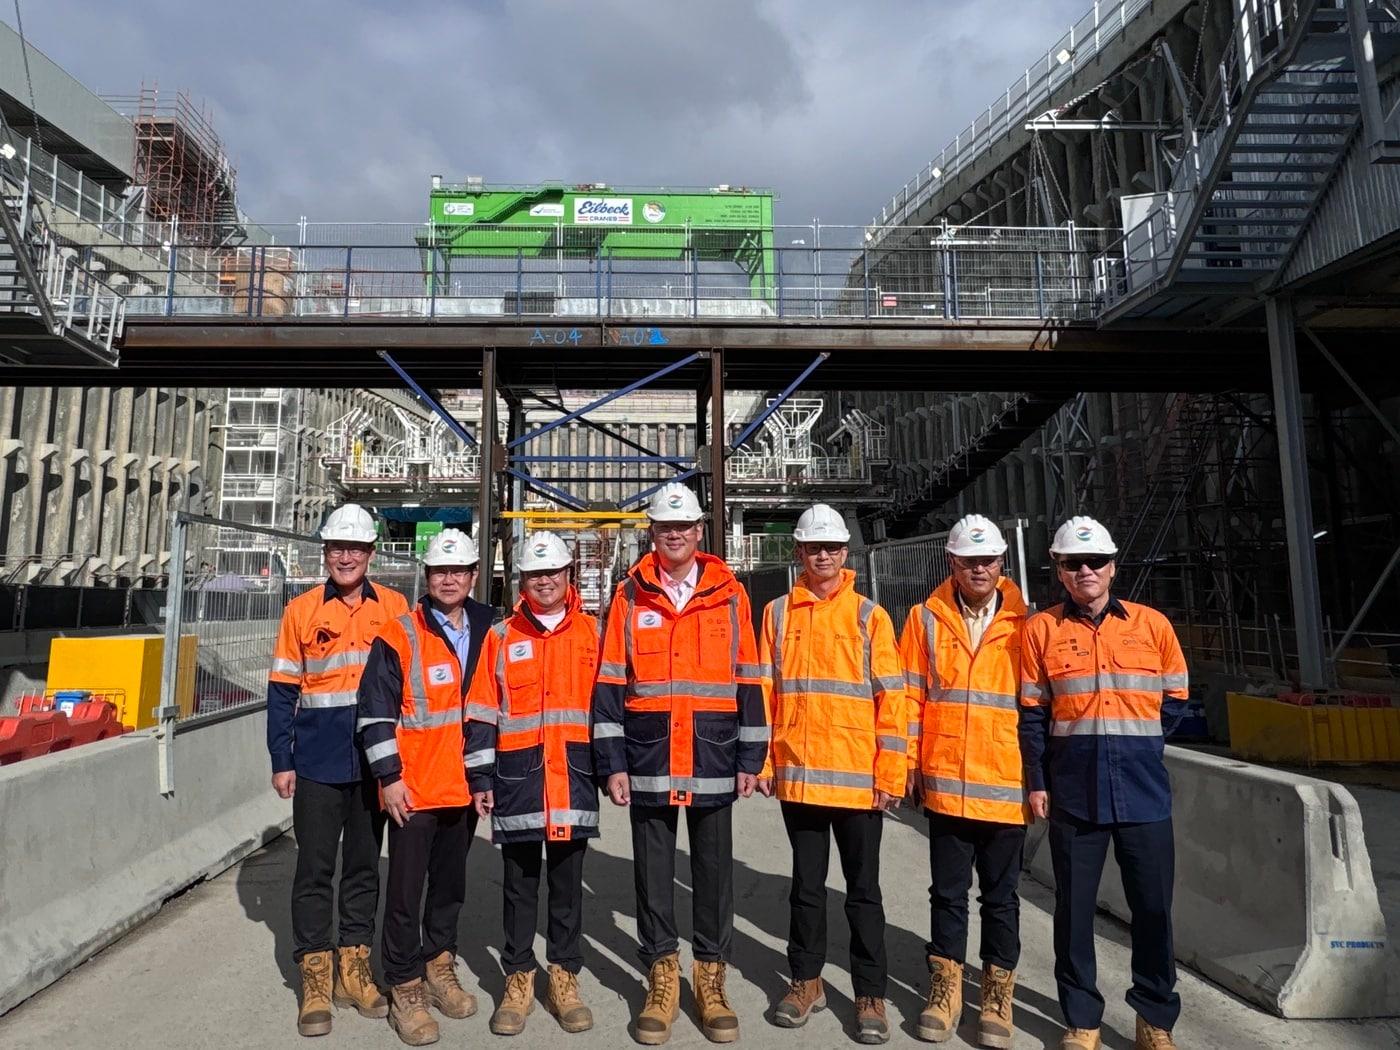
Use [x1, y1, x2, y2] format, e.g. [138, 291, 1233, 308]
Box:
[901, 576, 1028, 826]
[464, 587, 600, 843]
[1018, 595, 1189, 824]
[591, 551, 767, 808]
[266, 578, 409, 783]
[758, 569, 907, 808]
[355, 603, 474, 811]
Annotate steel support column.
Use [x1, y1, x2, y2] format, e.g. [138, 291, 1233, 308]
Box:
[476, 348, 498, 603]
[709, 349, 726, 559]
[1265, 297, 1327, 688]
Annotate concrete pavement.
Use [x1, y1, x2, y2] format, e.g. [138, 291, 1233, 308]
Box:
[3, 796, 1398, 1050]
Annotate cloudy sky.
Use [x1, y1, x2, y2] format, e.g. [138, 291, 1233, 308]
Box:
[6, 0, 1086, 227]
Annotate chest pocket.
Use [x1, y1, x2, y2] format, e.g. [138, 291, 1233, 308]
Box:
[1111, 641, 1161, 678]
[696, 607, 733, 671]
[630, 609, 669, 681]
[505, 646, 543, 714]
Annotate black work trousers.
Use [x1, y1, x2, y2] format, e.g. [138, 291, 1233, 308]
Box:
[382, 805, 478, 986]
[780, 801, 888, 997]
[1049, 814, 1179, 1031]
[630, 803, 733, 967]
[500, 839, 588, 975]
[926, 811, 1026, 970]
[290, 775, 387, 962]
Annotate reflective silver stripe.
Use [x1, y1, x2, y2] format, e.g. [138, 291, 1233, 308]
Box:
[1051, 718, 1163, 737]
[738, 725, 771, 743]
[922, 775, 1024, 803]
[364, 739, 399, 764]
[1050, 673, 1164, 696]
[299, 690, 359, 708]
[303, 649, 370, 675]
[1021, 680, 1046, 700]
[931, 688, 1018, 710]
[542, 709, 590, 726]
[904, 670, 922, 690]
[356, 716, 396, 731]
[877, 734, 907, 753]
[593, 721, 624, 739]
[858, 598, 875, 696]
[736, 662, 763, 679]
[875, 675, 904, 694]
[551, 809, 600, 826]
[499, 707, 588, 732]
[920, 604, 939, 691]
[907, 720, 922, 737]
[1162, 672, 1189, 691]
[398, 614, 427, 710]
[495, 812, 546, 831]
[622, 582, 636, 667]
[464, 702, 498, 724]
[630, 680, 738, 699]
[465, 748, 496, 768]
[776, 677, 872, 700]
[500, 713, 541, 733]
[494, 809, 601, 832]
[771, 595, 789, 683]
[494, 625, 508, 695]
[776, 765, 874, 789]
[401, 708, 462, 730]
[599, 661, 628, 680]
[729, 595, 741, 672]
[630, 775, 737, 794]
[271, 657, 302, 677]
[758, 662, 774, 679]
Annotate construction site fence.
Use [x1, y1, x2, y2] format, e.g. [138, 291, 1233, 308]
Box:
[154, 513, 420, 792]
[42, 221, 1113, 323]
[738, 520, 1031, 631]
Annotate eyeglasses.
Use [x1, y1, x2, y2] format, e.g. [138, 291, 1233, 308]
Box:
[799, 543, 847, 555]
[1057, 556, 1113, 572]
[427, 566, 477, 578]
[952, 555, 1002, 569]
[652, 521, 700, 535]
[325, 543, 372, 558]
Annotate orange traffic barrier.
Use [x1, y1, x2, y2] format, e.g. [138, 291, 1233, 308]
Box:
[0, 695, 130, 765]
[65, 700, 131, 747]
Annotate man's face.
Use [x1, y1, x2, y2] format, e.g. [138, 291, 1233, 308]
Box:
[951, 554, 1002, 601]
[797, 541, 847, 583]
[522, 566, 569, 612]
[324, 541, 373, 589]
[1056, 555, 1116, 605]
[426, 564, 477, 606]
[650, 520, 702, 568]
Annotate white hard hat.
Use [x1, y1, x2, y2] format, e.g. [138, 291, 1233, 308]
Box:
[647, 482, 703, 522]
[1050, 515, 1118, 556]
[424, 527, 479, 567]
[793, 503, 850, 543]
[946, 514, 1007, 557]
[320, 503, 377, 544]
[517, 531, 572, 572]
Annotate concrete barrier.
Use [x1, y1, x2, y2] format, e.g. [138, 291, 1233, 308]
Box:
[1025, 745, 1399, 1018]
[0, 708, 290, 1015]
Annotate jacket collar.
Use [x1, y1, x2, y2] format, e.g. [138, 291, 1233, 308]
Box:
[1063, 593, 1128, 625]
[629, 551, 738, 611]
[789, 567, 855, 606]
[927, 575, 1027, 630]
[321, 577, 378, 604]
[512, 585, 582, 636]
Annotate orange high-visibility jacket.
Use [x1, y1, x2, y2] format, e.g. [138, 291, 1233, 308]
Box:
[356, 605, 471, 811]
[758, 569, 907, 807]
[901, 576, 1028, 825]
[591, 552, 767, 808]
[464, 587, 601, 843]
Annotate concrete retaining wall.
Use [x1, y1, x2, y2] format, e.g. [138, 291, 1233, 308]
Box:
[1025, 746, 1399, 1018]
[0, 708, 290, 1015]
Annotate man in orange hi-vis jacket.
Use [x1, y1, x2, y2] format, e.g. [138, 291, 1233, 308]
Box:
[756, 503, 905, 1045]
[900, 514, 1028, 1049]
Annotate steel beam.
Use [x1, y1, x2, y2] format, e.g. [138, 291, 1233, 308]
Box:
[709, 349, 727, 559]
[729, 352, 830, 451]
[503, 467, 587, 512]
[526, 390, 689, 469]
[377, 351, 476, 445]
[475, 348, 498, 603]
[1265, 297, 1327, 688]
[621, 468, 704, 510]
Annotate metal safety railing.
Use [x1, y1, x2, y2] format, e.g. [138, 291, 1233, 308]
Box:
[155, 512, 421, 793]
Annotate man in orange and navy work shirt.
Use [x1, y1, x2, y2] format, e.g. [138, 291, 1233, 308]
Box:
[466, 532, 600, 1038]
[592, 482, 767, 1046]
[266, 502, 408, 1038]
[1019, 516, 1189, 1050]
[357, 528, 495, 1047]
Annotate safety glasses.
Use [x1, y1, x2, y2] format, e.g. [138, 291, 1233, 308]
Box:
[1057, 556, 1113, 572]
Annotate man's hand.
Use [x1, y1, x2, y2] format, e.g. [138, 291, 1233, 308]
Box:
[737, 772, 757, 798]
[1028, 790, 1050, 821]
[382, 780, 414, 827]
[606, 772, 631, 807]
[755, 776, 775, 798]
[873, 790, 899, 812]
[474, 789, 494, 820]
[903, 775, 922, 810]
[271, 771, 296, 799]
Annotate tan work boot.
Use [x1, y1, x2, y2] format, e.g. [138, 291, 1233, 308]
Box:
[773, 976, 826, 1028]
[917, 955, 963, 1042]
[297, 950, 334, 1037]
[1135, 1016, 1178, 1049]
[545, 964, 593, 1032]
[692, 960, 739, 1043]
[855, 996, 891, 1044]
[1060, 1028, 1102, 1050]
[978, 964, 1015, 1048]
[333, 944, 389, 1019]
[635, 953, 681, 1045]
[489, 969, 536, 1036]
[423, 949, 477, 1018]
[389, 979, 440, 1046]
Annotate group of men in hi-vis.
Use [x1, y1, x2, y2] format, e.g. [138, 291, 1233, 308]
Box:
[268, 484, 1188, 1050]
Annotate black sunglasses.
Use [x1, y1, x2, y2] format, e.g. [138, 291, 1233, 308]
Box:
[1057, 556, 1113, 572]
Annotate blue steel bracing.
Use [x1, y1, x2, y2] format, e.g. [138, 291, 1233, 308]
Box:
[504, 468, 588, 511]
[377, 351, 478, 446]
[619, 468, 703, 509]
[728, 353, 830, 452]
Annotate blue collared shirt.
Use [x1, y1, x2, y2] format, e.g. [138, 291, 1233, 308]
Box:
[430, 605, 472, 675]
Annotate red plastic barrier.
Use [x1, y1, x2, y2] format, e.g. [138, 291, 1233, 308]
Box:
[0, 709, 72, 764]
[65, 700, 131, 746]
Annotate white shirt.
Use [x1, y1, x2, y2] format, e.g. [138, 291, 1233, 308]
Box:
[957, 590, 997, 651]
[535, 608, 566, 632]
[661, 562, 700, 613]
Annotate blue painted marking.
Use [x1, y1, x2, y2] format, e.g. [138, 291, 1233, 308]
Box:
[647, 327, 669, 345]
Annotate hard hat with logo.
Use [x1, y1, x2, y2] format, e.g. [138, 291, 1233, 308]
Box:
[517, 531, 572, 572]
[946, 514, 1007, 557]
[1050, 515, 1118, 557]
[646, 482, 703, 522]
[320, 503, 377, 544]
[423, 527, 479, 567]
[793, 503, 851, 543]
